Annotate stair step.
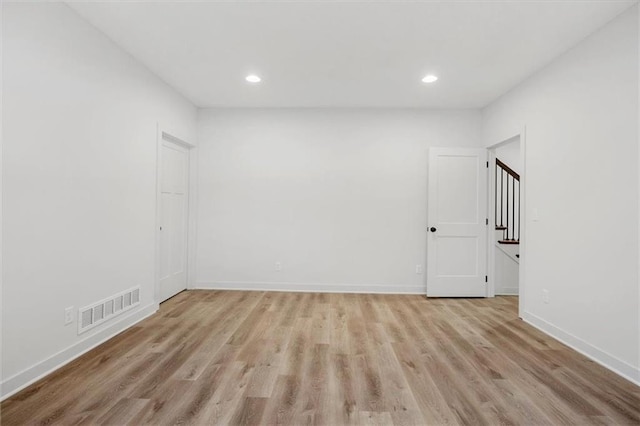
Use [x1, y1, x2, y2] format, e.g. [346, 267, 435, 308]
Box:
[498, 240, 520, 245]
[495, 226, 507, 230]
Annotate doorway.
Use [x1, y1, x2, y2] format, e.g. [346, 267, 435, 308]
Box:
[487, 132, 526, 317]
[157, 132, 191, 302]
[492, 137, 521, 295]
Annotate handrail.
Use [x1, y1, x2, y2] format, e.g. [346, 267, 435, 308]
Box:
[496, 158, 520, 181]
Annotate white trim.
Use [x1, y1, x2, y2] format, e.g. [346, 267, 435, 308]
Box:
[637, 3, 640, 394]
[161, 131, 195, 149]
[1, 303, 159, 401]
[484, 147, 491, 298]
[523, 311, 640, 386]
[486, 149, 497, 298]
[496, 288, 519, 296]
[518, 126, 527, 319]
[154, 124, 163, 304]
[0, 2, 4, 400]
[196, 281, 425, 295]
[187, 143, 198, 290]
[486, 127, 526, 318]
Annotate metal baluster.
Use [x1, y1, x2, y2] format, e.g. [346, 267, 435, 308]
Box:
[512, 177, 515, 240]
[495, 162, 498, 227]
[517, 180, 520, 241]
[506, 173, 509, 239]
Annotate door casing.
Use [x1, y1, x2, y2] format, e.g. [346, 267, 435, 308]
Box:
[486, 128, 527, 318]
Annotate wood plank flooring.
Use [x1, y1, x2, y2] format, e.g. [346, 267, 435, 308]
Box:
[2, 290, 639, 425]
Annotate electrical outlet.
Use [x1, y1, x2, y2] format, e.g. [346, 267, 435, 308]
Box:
[275, 262, 282, 272]
[415, 264, 423, 274]
[64, 307, 74, 325]
[542, 289, 550, 304]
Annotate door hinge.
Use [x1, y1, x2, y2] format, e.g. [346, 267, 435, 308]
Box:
[486, 218, 489, 225]
[485, 275, 488, 283]
[486, 161, 489, 168]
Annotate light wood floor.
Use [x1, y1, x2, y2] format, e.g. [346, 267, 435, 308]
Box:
[2, 291, 639, 425]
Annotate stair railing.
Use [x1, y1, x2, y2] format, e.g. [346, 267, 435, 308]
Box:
[495, 158, 520, 244]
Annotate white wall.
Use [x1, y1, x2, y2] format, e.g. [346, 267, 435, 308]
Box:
[495, 138, 521, 175]
[2, 3, 197, 397]
[637, 5, 640, 383]
[196, 109, 481, 293]
[483, 6, 639, 383]
[494, 245, 519, 295]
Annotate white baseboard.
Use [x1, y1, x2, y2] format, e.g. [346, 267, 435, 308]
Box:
[496, 287, 519, 295]
[196, 281, 425, 295]
[1, 303, 159, 401]
[523, 311, 640, 386]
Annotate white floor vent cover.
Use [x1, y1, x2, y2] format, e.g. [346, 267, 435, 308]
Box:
[78, 287, 140, 334]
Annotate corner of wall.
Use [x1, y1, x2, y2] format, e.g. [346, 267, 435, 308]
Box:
[482, 4, 640, 385]
[523, 311, 640, 386]
[0, 303, 159, 401]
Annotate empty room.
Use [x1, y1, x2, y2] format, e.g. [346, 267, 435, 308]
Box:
[2, 0, 640, 425]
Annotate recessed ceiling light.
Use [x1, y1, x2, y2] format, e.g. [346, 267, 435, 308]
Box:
[422, 75, 438, 83]
[245, 74, 261, 83]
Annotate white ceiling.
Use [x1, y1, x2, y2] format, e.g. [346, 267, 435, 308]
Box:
[67, 1, 637, 108]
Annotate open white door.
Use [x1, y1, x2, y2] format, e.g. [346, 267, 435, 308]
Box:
[158, 138, 189, 302]
[427, 148, 488, 297]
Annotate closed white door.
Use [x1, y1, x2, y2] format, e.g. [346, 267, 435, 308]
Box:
[159, 140, 189, 302]
[427, 148, 488, 297]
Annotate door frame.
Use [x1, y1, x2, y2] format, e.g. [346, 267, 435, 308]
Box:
[154, 125, 196, 304]
[486, 127, 526, 318]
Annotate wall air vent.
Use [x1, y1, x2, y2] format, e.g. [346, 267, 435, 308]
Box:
[78, 287, 141, 334]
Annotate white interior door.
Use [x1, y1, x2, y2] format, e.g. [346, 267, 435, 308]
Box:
[427, 148, 488, 297]
[159, 139, 189, 302]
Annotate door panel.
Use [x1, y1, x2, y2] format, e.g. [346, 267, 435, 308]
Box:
[437, 155, 479, 223]
[159, 140, 189, 302]
[159, 193, 172, 280]
[427, 148, 487, 297]
[436, 236, 478, 276]
[169, 194, 186, 275]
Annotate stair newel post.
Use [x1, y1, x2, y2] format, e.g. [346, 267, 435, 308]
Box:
[495, 161, 498, 228]
[517, 179, 520, 242]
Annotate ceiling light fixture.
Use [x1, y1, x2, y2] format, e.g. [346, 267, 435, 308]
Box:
[245, 74, 261, 83]
[422, 74, 438, 83]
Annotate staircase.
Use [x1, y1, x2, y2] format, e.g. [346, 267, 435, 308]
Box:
[495, 158, 520, 245]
